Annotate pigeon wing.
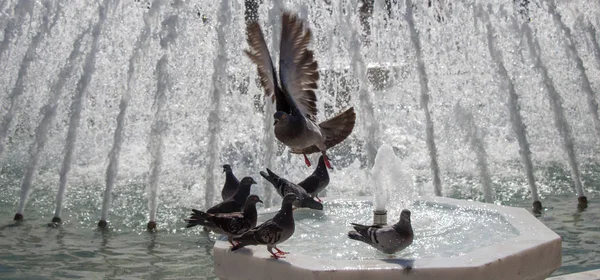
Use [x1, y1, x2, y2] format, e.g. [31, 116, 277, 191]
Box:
[245, 22, 290, 113]
[207, 199, 240, 214]
[279, 11, 319, 122]
[254, 220, 283, 245]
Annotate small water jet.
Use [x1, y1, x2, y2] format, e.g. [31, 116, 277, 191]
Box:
[371, 143, 412, 226]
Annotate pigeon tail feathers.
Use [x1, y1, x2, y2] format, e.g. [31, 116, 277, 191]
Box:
[300, 198, 323, 210]
[348, 231, 368, 243]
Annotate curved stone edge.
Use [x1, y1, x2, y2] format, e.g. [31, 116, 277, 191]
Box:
[214, 196, 562, 280]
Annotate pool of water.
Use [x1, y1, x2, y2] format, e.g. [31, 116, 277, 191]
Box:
[0, 192, 598, 279]
[259, 199, 518, 260]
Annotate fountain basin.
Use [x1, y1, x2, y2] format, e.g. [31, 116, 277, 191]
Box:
[213, 196, 561, 280]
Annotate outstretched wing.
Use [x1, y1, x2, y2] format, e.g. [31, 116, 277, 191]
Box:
[279, 11, 319, 122]
[291, 107, 356, 154]
[245, 22, 290, 113]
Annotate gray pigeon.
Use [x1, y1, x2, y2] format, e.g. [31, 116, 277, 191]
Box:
[348, 209, 414, 254]
[260, 168, 323, 210]
[232, 193, 297, 259]
[221, 164, 240, 201]
[185, 195, 263, 246]
[207, 177, 256, 214]
[297, 155, 330, 202]
[245, 11, 356, 169]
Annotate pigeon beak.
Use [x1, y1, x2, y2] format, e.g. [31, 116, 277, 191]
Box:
[251, 179, 257, 185]
[258, 199, 264, 204]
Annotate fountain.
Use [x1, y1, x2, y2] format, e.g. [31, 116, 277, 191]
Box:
[0, 0, 598, 278]
[213, 145, 561, 279]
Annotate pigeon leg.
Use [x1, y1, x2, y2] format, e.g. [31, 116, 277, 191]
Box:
[315, 195, 322, 203]
[228, 237, 236, 247]
[322, 152, 332, 169]
[274, 247, 290, 255]
[303, 154, 312, 167]
[268, 247, 284, 259]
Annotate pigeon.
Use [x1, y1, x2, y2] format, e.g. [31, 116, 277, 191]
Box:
[232, 193, 297, 259]
[207, 177, 257, 214]
[297, 155, 330, 202]
[221, 164, 240, 201]
[185, 195, 263, 246]
[260, 168, 323, 210]
[245, 11, 356, 169]
[348, 209, 414, 255]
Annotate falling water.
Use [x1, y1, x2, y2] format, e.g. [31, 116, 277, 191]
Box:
[0, 1, 43, 159]
[13, 2, 61, 219]
[453, 103, 493, 203]
[99, 0, 163, 227]
[522, 22, 586, 201]
[49, 27, 91, 221]
[546, 0, 600, 141]
[405, 0, 441, 197]
[585, 23, 600, 68]
[0, 0, 34, 66]
[0, 0, 597, 230]
[341, 0, 380, 168]
[147, 7, 179, 228]
[259, 1, 283, 207]
[204, 0, 230, 210]
[49, 1, 111, 222]
[477, 5, 539, 209]
[586, 23, 600, 68]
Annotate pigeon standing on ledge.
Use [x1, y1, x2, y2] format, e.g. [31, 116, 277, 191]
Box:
[185, 195, 263, 246]
[221, 164, 240, 201]
[245, 11, 356, 169]
[348, 209, 414, 254]
[260, 168, 323, 210]
[298, 155, 330, 202]
[232, 193, 297, 259]
[207, 177, 257, 214]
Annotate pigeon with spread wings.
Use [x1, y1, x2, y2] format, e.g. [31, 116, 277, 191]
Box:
[245, 11, 356, 169]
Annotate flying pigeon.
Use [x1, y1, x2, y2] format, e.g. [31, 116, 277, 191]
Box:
[348, 209, 414, 254]
[260, 168, 323, 210]
[245, 11, 356, 169]
[221, 164, 240, 201]
[297, 155, 330, 202]
[232, 193, 297, 259]
[207, 177, 257, 214]
[185, 195, 263, 246]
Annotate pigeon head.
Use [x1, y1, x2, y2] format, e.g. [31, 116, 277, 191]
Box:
[240, 176, 258, 186]
[273, 111, 290, 126]
[400, 209, 411, 222]
[222, 164, 232, 173]
[245, 194, 263, 205]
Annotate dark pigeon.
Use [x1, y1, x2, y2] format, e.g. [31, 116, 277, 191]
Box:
[260, 168, 323, 210]
[297, 155, 330, 202]
[221, 164, 240, 201]
[185, 195, 263, 246]
[245, 11, 356, 169]
[232, 193, 297, 259]
[207, 177, 256, 214]
[348, 209, 414, 254]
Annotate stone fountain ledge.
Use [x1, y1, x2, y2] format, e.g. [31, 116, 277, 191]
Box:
[213, 196, 561, 280]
